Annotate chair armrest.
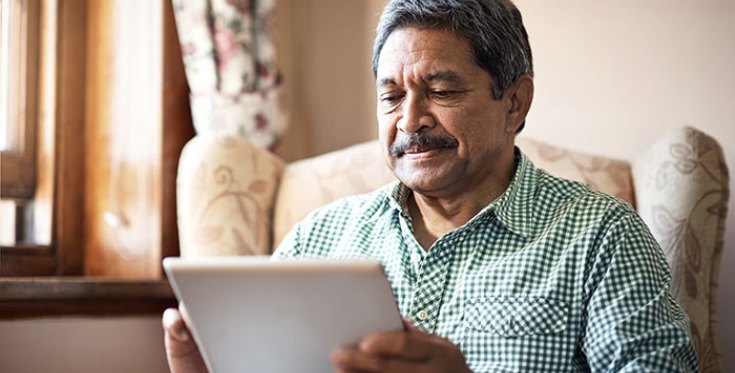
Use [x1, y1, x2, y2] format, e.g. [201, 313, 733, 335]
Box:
[176, 134, 284, 257]
[632, 126, 729, 372]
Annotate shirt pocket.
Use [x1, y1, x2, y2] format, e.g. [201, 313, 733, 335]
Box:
[464, 296, 568, 338]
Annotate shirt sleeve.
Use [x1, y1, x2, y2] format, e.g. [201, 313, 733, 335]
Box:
[271, 224, 302, 260]
[581, 213, 699, 372]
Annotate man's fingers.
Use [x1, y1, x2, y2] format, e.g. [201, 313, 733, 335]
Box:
[374, 358, 434, 373]
[162, 307, 209, 372]
[163, 307, 191, 342]
[402, 318, 419, 332]
[332, 345, 438, 373]
[330, 346, 384, 372]
[358, 331, 437, 360]
[334, 331, 470, 373]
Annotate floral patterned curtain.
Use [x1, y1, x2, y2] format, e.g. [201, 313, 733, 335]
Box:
[171, 0, 285, 149]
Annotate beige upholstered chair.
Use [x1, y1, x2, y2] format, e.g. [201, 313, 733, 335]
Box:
[176, 126, 729, 372]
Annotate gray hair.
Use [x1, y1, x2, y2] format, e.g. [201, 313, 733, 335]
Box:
[372, 0, 533, 130]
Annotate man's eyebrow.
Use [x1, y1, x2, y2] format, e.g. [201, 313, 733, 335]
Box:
[425, 71, 466, 85]
[376, 71, 466, 88]
[377, 78, 396, 88]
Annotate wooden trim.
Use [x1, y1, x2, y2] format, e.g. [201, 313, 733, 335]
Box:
[0, 245, 56, 276]
[1, 244, 55, 255]
[53, 0, 87, 275]
[0, 278, 174, 300]
[31, 0, 59, 247]
[0, 277, 176, 318]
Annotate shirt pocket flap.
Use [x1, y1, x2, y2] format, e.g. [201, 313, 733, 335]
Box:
[465, 297, 568, 338]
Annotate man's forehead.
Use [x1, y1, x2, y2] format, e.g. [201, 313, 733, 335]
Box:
[376, 28, 475, 85]
[381, 27, 471, 58]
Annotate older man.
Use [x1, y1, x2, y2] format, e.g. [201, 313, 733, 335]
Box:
[164, 0, 699, 371]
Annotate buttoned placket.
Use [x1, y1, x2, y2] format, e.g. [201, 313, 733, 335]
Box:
[406, 235, 458, 332]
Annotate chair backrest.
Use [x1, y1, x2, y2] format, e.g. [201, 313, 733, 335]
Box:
[272, 136, 636, 246]
[273, 141, 395, 246]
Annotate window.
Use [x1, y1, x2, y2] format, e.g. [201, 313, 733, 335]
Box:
[0, 0, 39, 246]
[1, 0, 193, 317]
[1, 0, 39, 197]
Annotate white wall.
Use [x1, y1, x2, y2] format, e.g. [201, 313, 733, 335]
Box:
[515, 0, 735, 370]
[0, 317, 169, 373]
[276, 0, 382, 161]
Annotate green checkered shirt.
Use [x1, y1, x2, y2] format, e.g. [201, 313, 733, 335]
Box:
[273, 149, 699, 372]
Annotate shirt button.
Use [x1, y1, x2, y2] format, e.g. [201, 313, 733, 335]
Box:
[410, 253, 422, 264]
[417, 310, 428, 321]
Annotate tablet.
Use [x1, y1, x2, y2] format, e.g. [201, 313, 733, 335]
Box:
[163, 256, 404, 373]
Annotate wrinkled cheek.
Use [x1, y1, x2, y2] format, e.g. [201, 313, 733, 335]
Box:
[377, 125, 398, 159]
[377, 111, 399, 131]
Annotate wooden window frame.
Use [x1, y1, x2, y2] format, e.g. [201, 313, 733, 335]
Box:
[1, 0, 39, 199]
[1, 0, 87, 277]
[0, 278, 176, 319]
[0, 0, 194, 318]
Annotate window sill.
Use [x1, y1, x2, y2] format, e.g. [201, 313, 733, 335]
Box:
[0, 277, 176, 319]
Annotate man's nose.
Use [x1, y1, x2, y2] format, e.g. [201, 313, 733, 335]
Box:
[397, 93, 434, 134]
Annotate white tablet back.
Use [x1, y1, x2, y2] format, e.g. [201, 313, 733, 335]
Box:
[163, 256, 403, 373]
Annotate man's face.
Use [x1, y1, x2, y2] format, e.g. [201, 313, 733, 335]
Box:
[376, 27, 523, 198]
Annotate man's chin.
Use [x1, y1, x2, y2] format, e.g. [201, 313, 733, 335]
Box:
[394, 169, 457, 196]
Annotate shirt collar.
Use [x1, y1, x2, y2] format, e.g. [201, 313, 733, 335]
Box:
[388, 180, 411, 220]
[387, 147, 540, 239]
[483, 148, 540, 239]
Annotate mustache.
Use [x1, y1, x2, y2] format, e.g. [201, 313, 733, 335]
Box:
[389, 133, 459, 157]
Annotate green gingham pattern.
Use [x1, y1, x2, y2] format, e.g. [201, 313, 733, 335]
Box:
[273, 149, 699, 372]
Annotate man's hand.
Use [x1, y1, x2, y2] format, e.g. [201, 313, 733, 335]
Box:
[330, 320, 472, 373]
[162, 307, 208, 373]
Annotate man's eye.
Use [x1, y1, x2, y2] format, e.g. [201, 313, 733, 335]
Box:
[430, 90, 454, 98]
[381, 94, 403, 104]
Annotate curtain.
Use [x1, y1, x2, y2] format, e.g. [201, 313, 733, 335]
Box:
[171, 0, 285, 149]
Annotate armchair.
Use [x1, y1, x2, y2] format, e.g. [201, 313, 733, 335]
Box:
[176, 126, 728, 372]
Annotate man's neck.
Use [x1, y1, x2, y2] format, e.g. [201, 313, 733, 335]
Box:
[407, 155, 517, 251]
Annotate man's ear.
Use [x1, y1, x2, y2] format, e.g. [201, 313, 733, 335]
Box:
[505, 75, 534, 133]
